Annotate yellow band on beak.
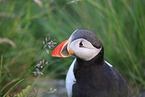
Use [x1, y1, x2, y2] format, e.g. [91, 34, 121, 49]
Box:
[68, 50, 74, 54]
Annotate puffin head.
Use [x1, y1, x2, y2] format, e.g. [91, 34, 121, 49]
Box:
[51, 29, 103, 61]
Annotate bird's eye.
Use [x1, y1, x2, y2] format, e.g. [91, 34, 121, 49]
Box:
[79, 41, 84, 47]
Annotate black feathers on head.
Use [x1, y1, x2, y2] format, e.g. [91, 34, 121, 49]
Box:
[71, 29, 102, 48]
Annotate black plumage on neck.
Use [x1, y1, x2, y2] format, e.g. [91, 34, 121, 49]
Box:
[75, 46, 104, 70]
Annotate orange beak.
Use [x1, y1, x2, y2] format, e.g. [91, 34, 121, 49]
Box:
[51, 40, 70, 57]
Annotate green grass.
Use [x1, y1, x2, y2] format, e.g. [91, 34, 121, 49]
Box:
[0, 0, 145, 96]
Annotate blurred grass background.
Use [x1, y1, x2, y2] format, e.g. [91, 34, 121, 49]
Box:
[0, 0, 145, 96]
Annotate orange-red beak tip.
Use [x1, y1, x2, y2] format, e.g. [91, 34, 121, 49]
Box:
[51, 54, 61, 57]
[51, 40, 69, 57]
[51, 53, 56, 57]
[51, 48, 62, 57]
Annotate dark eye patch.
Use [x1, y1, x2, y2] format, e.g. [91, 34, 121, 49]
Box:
[79, 41, 84, 47]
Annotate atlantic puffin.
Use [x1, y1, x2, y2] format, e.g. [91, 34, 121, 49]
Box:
[51, 29, 131, 97]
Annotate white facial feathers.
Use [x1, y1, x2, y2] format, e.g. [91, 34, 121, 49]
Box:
[69, 38, 102, 61]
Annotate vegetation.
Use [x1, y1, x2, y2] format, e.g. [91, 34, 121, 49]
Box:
[0, 0, 145, 96]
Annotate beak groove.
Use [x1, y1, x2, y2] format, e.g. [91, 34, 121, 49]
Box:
[51, 40, 70, 57]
